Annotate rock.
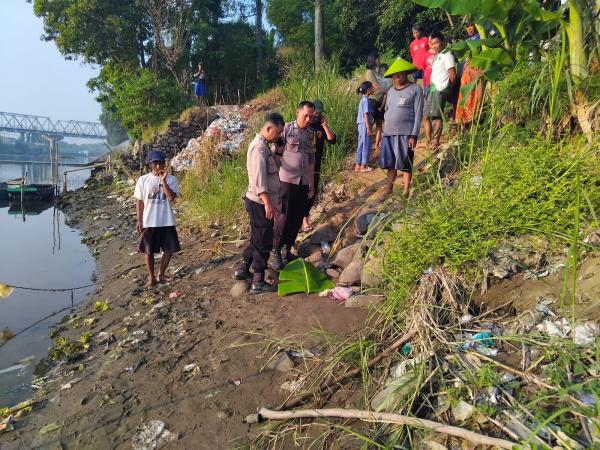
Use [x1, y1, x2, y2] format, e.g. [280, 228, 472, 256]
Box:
[132, 420, 177, 450]
[338, 260, 364, 285]
[355, 210, 386, 237]
[331, 244, 360, 269]
[326, 268, 340, 279]
[361, 254, 384, 287]
[451, 400, 474, 422]
[267, 351, 295, 372]
[298, 241, 320, 258]
[230, 281, 249, 298]
[370, 373, 417, 412]
[344, 294, 383, 308]
[309, 225, 337, 244]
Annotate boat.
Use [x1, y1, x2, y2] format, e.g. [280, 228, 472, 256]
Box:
[8, 201, 53, 216]
[7, 183, 55, 203]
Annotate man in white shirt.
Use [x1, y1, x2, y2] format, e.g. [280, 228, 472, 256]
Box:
[134, 150, 180, 287]
[423, 32, 457, 149]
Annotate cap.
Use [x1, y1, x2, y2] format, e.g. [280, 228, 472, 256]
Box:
[147, 150, 166, 163]
[313, 99, 325, 113]
[384, 57, 418, 78]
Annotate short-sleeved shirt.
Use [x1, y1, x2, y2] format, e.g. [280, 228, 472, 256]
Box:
[278, 121, 315, 186]
[430, 51, 456, 92]
[134, 173, 179, 228]
[365, 69, 386, 103]
[424, 51, 437, 88]
[410, 37, 430, 70]
[383, 83, 424, 137]
[245, 133, 281, 209]
[356, 95, 373, 125]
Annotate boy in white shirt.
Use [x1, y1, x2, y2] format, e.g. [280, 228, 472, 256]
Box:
[423, 31, 456, 149]
[134, 150, 180, 287]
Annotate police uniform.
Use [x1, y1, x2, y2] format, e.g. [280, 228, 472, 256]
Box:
[242, 133, 281, 279]
[273, 120, 315, 252]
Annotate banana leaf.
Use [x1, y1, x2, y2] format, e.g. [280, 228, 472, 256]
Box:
[277, 259, 335, 297]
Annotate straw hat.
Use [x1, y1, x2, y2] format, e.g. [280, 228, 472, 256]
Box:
[384, 57, 418, 78]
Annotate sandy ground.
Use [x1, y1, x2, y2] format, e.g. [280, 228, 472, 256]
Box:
[2, 173, 378, 450]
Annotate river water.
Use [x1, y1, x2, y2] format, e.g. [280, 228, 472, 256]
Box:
[0, 160, 96, 406]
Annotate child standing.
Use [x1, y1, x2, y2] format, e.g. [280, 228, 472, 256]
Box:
[134, 150, 181, 287]
[355, 81, 375, 172]
[380, 58, 423, 198]
[234, 112, 285, 293]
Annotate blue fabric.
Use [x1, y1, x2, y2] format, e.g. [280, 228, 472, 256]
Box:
[355, 123, 372, 165]
[356, 95, 373, 124]
[380, 135, 414, 172]
[194, 80, 206, 97]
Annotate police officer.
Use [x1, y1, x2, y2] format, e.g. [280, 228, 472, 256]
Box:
[271, 101, 316, 270]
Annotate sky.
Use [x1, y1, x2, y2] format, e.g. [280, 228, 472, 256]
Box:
[0, 0, 101, 123]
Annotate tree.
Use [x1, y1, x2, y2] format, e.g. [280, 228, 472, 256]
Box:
[314, 0, 324, 68]
[256, 0, 263, 77]
[99, 104, 129, 146]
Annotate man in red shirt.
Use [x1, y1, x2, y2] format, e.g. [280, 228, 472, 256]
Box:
[409, 25, 429, 82]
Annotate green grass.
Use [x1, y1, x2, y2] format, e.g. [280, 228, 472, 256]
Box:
[383, 131, 600, 311]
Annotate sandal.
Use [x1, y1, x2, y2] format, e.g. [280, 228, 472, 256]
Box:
[360, 166, 374, 172]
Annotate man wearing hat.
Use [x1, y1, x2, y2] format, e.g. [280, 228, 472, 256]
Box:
[380, 57, 424, 198]
[302, 99, 336, 232]
[134, 150, 181, 287]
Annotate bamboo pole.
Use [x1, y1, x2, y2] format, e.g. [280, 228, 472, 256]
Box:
[250, 408, 517, 449]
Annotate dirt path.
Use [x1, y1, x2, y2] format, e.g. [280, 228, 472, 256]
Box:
[2, 171, 381, 450]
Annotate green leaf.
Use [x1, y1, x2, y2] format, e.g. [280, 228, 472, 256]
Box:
[277, 259, 335, 296]
[470, 48, 514, 80]
[466, 37, 504, 51]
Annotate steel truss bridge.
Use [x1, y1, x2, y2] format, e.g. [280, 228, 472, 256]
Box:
[0, 111, 107, 140]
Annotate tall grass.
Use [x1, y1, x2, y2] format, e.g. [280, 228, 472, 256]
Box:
[180, 63, 358, 227]
[383, 131, 600, 311]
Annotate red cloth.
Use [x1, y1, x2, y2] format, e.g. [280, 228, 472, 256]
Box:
[423, 51, 437, 88]
[409, 36, 429, 70]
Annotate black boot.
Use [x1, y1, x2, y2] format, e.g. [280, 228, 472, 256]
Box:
[234, 260, 252, 280]
[270, 248, 284, 270]
[250, 273, 277, 293]
[282, 245, 297, 266]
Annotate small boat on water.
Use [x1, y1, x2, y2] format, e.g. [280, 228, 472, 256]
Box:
[7, 183, 55, 203]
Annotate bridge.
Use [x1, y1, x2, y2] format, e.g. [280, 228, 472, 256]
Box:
[0, 111, 107, 140]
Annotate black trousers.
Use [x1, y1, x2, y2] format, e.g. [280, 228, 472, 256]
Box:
[274, 181, 308, 250]
[242, 197, 274, 275]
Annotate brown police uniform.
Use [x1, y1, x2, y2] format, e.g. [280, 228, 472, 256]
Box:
[242, 133, 281, 277]
[273, 120, 315, 251]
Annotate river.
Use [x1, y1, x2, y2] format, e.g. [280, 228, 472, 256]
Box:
[0, 160, 96, 406]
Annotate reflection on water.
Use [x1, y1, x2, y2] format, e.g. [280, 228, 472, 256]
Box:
[0, 161, 96, 406]
[0, 160, 91, 191]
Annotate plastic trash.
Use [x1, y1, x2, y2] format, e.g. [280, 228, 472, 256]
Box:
[328, 286, 355, 303]
[536, 318, 571, 338]
[462, 332, 494, 349]
[451, 400, 474, 421]
[574, 322, 600, 346]
[320, 241, 331, 254]
[132, 420, 177, 450]
[39, 422, 62, 435]
[168, 291, 184, 299]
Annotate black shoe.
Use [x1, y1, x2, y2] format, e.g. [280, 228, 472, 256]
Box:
[270, 249, 284, 270]
[282, 246, 297, 265]
[234, 261, 252, 280]
[250, 280, 277, 293]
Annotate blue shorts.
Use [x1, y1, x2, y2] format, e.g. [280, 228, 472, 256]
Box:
[194, 81, 206, 97]
[380, 135, 414, 172]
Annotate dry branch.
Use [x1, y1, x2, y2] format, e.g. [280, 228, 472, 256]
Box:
[251, 407, 517, 449]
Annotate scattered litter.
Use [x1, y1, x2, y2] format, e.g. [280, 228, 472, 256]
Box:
[168, 291, 184, 300]
[574, 322, 600, 346]
[39, 422, 62, 435]
[0, 415, 14, 433]
[94, 300, 110, 312]
[0, 283, 15, 299]
[326, 286, 355, 303]
[227, 377, 242, 386]
[462, 332, 495, 349]
[320, 241, 331, 254]
[266, 351, 295, 372]
[288, 349, 316, 358]
[401, 343, 412, 356]
[537, 318, 571, 338]
[129, 251, 138, 256]
[451, 400, 474, 421]
[132, 420, 177, 450]
[183, 363, 199, 373]
[281, 377, 306, 393]
[459, 314, 473, 325]
[60, 377, 82, 390]
[102, 230, 113, 239]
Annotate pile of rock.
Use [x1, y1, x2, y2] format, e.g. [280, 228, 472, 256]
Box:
[151, 108, 219, 159]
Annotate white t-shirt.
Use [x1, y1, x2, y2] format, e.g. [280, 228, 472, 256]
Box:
[430, 51, 456, 92]
[134, 173, 179, 228]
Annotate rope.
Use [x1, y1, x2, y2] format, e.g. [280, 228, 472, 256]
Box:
[6, 264, 144, 292]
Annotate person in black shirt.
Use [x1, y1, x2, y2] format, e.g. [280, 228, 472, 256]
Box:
[302, 99, 336, 232]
